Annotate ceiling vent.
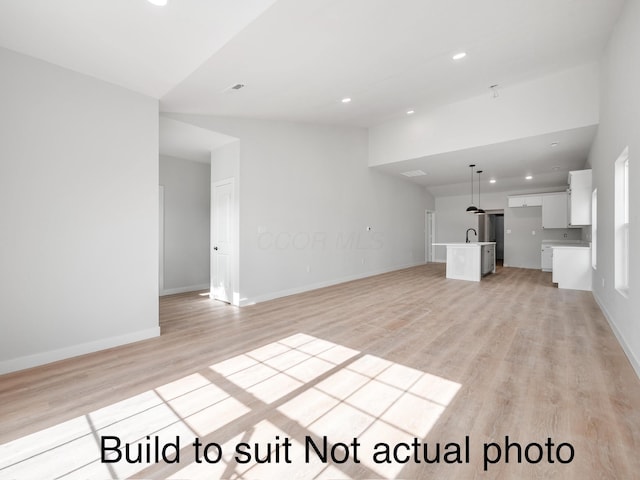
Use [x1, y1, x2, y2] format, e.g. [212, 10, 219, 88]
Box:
[222, 83, 246, 93]
[401, 170, 426, 177]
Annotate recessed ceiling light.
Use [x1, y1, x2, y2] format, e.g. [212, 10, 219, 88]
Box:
[452, 52, 467, 60]
[406, 110, 415, 115]
[341, 97, 352, 103]
[525, 175, 533, 180]
[147, 0, 167, 5]
[551, 142, 559, 147]
[489, 179, 496, 184]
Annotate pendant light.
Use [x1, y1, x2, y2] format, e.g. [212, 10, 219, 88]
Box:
[466, 164, 478, 212]
[475, 170, 486, 215]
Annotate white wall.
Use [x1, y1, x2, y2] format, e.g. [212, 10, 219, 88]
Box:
[0, 48, 159, 374]
[369, 63, 599, 166]
[434, 191, 582, 268]
[165, 114, 433, 304]
[211, 141, 240, 181]
[159, 155, 210, 295]
[588, 0, 640, 376]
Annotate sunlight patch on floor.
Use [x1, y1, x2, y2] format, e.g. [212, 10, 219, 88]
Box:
[0, 333, 460, 480]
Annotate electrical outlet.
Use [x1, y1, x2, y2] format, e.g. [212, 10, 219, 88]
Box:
[532, 230, 536, 236]
[506, 229, 512, 234]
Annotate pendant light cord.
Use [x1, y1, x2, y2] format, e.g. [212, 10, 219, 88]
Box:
[470, 164, 475, 203]
[466, 164, 478, 212]
[471, 165, 475, 205]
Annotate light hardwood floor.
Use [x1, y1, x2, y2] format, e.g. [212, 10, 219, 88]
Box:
[1, 264, 639, 479]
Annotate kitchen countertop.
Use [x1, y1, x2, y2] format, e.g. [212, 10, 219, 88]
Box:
[542, 240, 589, 245]
[433, 242, 496, 247]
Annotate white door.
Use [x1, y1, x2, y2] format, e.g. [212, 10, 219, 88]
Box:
[425, 211, 435, 262]
[211, 179, 234, 303]
[159, 185, 164, 294]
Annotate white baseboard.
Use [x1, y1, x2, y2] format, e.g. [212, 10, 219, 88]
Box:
[160, 283, 209, 296]
[592, 291, 640, 380]
[0, 327, 160, 375]
[502, 263, 539, 269]
[240, 261, 424, 306]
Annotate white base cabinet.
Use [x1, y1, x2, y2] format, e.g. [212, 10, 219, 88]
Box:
[552, 246, 592, 291]
[541, 245, 553, 271]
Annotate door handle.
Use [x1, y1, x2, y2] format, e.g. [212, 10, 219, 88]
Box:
[213, 246, 218, 251]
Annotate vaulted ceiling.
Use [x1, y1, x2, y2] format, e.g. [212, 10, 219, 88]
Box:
[0, 0, 626, 193]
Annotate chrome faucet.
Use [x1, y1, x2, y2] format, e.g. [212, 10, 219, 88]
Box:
[466, 228, 477, 243]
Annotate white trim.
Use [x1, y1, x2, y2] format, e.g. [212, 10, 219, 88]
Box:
[211, 177, 239, 306]
[591, 188, 597, 270]
[425, 210, 436, 263]
[159, 185, 165, 294]
[160, 283, 210, 296]
[592, 291, 640, 380]
[240, 261, 425, 306]
[0, 327, 161, 375]
[614, 147, 629, 293]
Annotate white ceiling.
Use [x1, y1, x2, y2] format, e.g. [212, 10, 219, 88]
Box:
[0, 0, 278, 98]
[160, 0, 623, 127]
[0, 0, 625, 192]
[373, 125, 598, 196]
[159, 117, 237, 163]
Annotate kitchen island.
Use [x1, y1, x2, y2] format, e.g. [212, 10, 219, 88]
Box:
[433, 242, 496, 282]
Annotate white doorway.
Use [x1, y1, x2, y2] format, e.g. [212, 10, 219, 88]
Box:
[425, 210, 435, 263]
[477, 210, 505, 263]
[210, 139, 240, 305]
[211, 178, 235, 303]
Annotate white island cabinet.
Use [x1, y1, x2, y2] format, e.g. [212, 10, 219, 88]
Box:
[433, 243, 496, 282]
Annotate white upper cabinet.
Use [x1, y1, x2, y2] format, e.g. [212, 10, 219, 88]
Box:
[568, 169, 592, 226]
[542, 192, 569, 228]
[507, 195, 543, 208]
